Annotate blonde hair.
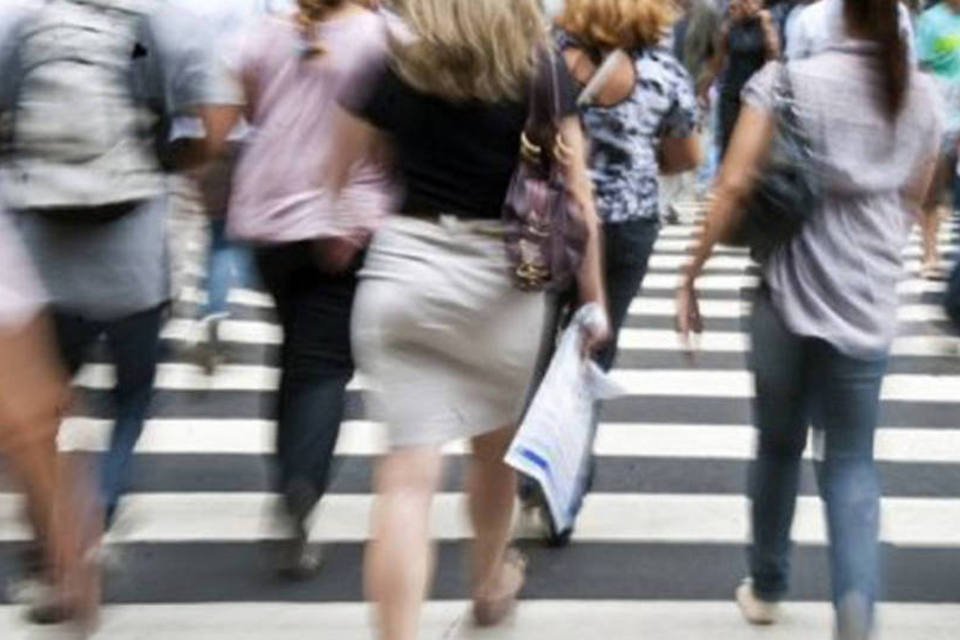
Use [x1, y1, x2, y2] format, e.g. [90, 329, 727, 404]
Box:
[557, 0, 677, 51]
[389, 0, 547, 103]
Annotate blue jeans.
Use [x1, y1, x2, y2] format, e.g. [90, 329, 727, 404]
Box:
[520, 218, 660, 535]
[53, 305, 165, 525]
[749, 291, 886, 634]
[255, 243, 356, 519]
[596, 218, 661, 371]
[202, 218, 252, 319]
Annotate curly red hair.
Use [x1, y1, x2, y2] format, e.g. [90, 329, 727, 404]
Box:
[557, 0, 677, 51]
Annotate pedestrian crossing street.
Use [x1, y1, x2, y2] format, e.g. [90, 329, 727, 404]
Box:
[2, 208, 958, 638]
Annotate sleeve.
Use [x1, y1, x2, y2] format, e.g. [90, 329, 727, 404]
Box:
[145, 5, 244, 114]
[661, 63, 699, 138]
[337, 59, 395, 131]
[741, 61, 781, 112]
[553, 52, 580, 118]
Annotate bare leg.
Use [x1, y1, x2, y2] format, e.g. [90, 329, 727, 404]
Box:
[0, 317, 100, 627]
[468, 425, 519, 597]
[365, 446, 444, 640]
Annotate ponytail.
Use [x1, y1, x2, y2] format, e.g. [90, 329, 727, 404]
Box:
[845, 0, 909, 119]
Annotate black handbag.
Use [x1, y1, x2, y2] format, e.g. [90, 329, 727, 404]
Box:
[728, 64, 821, 262]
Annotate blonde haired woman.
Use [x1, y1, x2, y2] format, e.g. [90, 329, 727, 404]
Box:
[331, 0, 606, 637]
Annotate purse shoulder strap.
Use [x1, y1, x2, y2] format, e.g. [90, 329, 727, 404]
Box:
[522, 47, 562, 166]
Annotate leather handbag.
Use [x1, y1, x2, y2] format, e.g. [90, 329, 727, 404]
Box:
[727, 64, 821, 263]
[502, 50, 588, 292]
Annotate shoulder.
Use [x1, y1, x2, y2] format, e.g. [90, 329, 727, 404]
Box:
[919, 4, 945, 26]
[643, 48, 694, 86]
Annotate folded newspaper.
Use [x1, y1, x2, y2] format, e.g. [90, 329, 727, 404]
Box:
[505, 303, 626, 534]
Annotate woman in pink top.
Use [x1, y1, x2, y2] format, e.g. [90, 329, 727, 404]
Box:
[210, 0, 390, 580]
[0, 210, 98, 624]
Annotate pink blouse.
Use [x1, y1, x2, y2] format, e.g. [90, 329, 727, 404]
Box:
[227, 11, 392, 244]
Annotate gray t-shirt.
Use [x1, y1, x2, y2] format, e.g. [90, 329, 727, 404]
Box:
[0, 3, 235, 319]
[744, 43, 944, 357]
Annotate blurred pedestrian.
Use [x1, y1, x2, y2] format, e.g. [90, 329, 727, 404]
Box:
[0, 209, 99, 627]
[331, 0, 606, 636]
[662, 0, 720, 222]
[786, 0, 915, 61]
[208, 0, 391, 579]
[168, 0, 275, 374]
[678, 1, 942, 638]
[917, 0, 960, 279]
[522, 0, 699, 543]
[0, 0, 238, 534]
[700, 0, 781, 159]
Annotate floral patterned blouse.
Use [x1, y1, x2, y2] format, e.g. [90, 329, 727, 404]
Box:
[558, 33, 699, 224]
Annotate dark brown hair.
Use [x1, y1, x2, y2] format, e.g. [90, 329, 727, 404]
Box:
[845, 0, 908, 119]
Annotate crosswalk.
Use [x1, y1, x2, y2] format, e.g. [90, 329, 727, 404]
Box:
[1, 206, 958, 638]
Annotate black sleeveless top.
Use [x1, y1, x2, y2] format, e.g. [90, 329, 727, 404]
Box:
[721, 18, 767, 103]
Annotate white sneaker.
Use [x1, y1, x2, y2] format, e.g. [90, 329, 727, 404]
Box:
[736, 578, 781, 625]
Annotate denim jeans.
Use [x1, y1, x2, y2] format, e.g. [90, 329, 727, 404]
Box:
[749, 290, 886, 635]
[520, 218, 660, 534]
[596, 218, 661, 371]
[202, 218, 253, 319]
[53, 305, 165, 525]
[255, 243, 356, 519]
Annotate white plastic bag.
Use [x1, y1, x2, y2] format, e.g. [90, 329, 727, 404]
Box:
[505, 303, 625, 534]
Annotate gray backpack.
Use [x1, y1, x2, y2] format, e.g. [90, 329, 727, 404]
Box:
[5, 0, 163, 215]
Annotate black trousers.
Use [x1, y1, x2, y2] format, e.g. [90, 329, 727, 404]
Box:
[255, 243, 357, 519]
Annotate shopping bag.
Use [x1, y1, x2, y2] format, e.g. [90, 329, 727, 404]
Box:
[505, 304, 625, 535]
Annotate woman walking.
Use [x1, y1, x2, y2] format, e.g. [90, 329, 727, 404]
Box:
[212, 0, 391, 578]
[678, 1, 942, 638]
[331, 1, 606, 637]
[557, 0, 700, 372]
[520, 0, 701, 544]
[700, 0, 780, 159]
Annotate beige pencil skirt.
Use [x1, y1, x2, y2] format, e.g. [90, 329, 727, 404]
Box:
[352, 215, 548, 449]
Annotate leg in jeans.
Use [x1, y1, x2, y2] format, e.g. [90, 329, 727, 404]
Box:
[202, 218, 253, 319]
[808, 342, 886, 639]
[101, 306, 165, 525]
[748, 292, 810, 601]
[256, 245, 355, 520]
[595, 219, 661, 372]
[202, 218, 234, 320]
[541, 219, 659, 537]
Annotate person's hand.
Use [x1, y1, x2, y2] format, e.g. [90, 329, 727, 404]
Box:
[579, 304, 611, 358]
[313, 230, 370, 274]
[675, 278, 704, 355]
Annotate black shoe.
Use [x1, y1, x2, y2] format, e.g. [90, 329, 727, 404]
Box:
[276, 513, 322, 582]
[201, 316, 226, 375]
[275, 486, 322, 581]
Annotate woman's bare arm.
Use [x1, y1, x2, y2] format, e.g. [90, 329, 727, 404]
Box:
[684, 105, 777, 284]
[558, 117, 606, 311]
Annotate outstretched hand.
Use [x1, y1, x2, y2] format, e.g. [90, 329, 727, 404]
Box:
[675, 280, 704, 355]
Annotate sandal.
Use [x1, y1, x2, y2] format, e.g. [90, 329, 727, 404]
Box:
[922, 262, 947, 281]
[472, 548, 527, 628]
